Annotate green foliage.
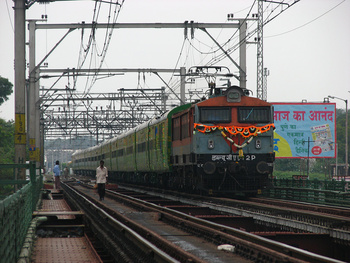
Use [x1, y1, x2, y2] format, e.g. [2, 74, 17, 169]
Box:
[0, 184, 14, 198]
[0, 118, 15, 196]
[334, 108, 347, 164]
[0, 76, 13, 106]
[0, 118, 15, 165]
[273, 170, 329, 180]
[274, 159, 300, 171]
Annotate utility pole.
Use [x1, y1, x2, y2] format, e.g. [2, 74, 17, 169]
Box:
[256, 0, 264, 100]
[256, 0, 299, 100]
[161, 87, 167, 112]
[239, 19, 247, 90]
[14, 0, 26, 178]
[344, 99, 348, 176]
[180, 67, 186, 104]
[263, 68, 269, 101]
[28, 20, 40, 166]
[328, 96, 348, 176]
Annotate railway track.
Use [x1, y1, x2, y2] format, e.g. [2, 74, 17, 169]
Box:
[117, 182, 350, 244]
[61, 182, 183, 263]
[203, 195, 350, 242]
[115, 184, 350, 260]
[62, 179, 346, 262]
[249, 197, 350, 217]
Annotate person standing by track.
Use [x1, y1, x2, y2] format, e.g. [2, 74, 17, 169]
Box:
[53, 160, 61, 189]
[96, 160, 108, 201]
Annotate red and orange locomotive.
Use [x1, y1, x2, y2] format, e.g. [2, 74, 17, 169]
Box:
[171, 85, 275, 196]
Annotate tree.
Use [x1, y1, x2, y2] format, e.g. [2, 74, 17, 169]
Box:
[0, 76, 13, 106]
[0, 118, 15, 195]
[334, 108, 347, 164]
[0, 118, 15, 164]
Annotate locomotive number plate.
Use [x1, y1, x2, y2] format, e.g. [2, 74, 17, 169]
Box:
[212, 154, 256, 161]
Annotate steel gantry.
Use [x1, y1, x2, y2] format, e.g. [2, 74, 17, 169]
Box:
[40, 88, 169, 140]
[24, 20, 249, 168]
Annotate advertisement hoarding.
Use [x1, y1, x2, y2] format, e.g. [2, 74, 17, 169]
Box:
[272, 103, 336, 159]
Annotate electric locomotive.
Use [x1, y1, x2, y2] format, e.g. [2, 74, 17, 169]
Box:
[170, 85, 275, 195]
[72, 85, 275, 196]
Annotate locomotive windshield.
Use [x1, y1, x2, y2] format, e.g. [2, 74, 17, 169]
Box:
[238, 107, 271, 123]
[200, 107, 231, 123]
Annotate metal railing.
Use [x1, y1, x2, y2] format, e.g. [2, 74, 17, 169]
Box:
[264, 178, 350, 207]
[0, 163, 43, 263]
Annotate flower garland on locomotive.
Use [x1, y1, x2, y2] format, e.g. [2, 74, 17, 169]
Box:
[194, 123, 275, 148]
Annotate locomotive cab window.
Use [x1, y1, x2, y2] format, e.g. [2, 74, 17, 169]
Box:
[200, 107, 231, 123]
[238, 107, 270, 123]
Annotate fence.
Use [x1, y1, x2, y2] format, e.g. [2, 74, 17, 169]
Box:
[0, 163, 43, 263]
[264, 178, 350, 207]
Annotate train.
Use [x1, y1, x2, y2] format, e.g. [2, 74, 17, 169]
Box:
[71, 84, 275, 196]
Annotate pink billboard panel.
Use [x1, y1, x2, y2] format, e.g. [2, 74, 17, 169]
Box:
[272, 103, 336, 159]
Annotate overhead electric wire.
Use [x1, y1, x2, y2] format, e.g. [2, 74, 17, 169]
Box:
[186, 38, 218, 55]
[96, 0, 117, 57]
[203, 0, 298, 68]
[71, 0, 301, 114]
[167, 38, 186, 86]
[167, 2, 258, 98]
[170, 1, 257, 80]
[82, 0, 125, 96]
[5, 0, 14, 32]
[166, 0, 298, 102]
[266, 0, 346, 38]
[82, 39, 97, 95]
[166, 40, 194, 98]
[80, 0, 102, 94]
[202, 0, 257, 68]
[69, 0, 124, 113]
[73, 1, 100, 92]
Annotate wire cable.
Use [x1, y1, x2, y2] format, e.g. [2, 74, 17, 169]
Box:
[203, 0, 257, 67]
[82, 0, 125, 96]
[5, 0, 14, 32]
[266, 0, 346, 38]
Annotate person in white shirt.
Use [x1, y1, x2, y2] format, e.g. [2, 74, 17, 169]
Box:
[96, 160, 108, 201]
[53, 161, 60, 189]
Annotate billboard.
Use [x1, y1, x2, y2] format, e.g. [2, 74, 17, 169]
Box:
[272, 103, 336, 159]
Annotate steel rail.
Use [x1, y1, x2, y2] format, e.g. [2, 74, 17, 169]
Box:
[125, 185, 350, 243]
[61, 182, 196, 263]
[111, 185, 346, 263]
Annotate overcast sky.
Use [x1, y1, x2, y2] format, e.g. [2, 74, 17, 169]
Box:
[0, 0, 349, 121]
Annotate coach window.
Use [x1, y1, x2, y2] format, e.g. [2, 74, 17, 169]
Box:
[181, 113, 189, 139]
[172, 117, 181, 141]
[149, 140, 154, 150]
[126, 146, 133, 155]
[137, 142, 146, 152]
[117, 149, 124, 157]
[158, 125, 163, 148]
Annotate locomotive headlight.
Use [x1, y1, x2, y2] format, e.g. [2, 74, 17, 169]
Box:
[227, 90, 241, 102]
[255, 139, 261, 149]
[208, 139, 215, 149]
